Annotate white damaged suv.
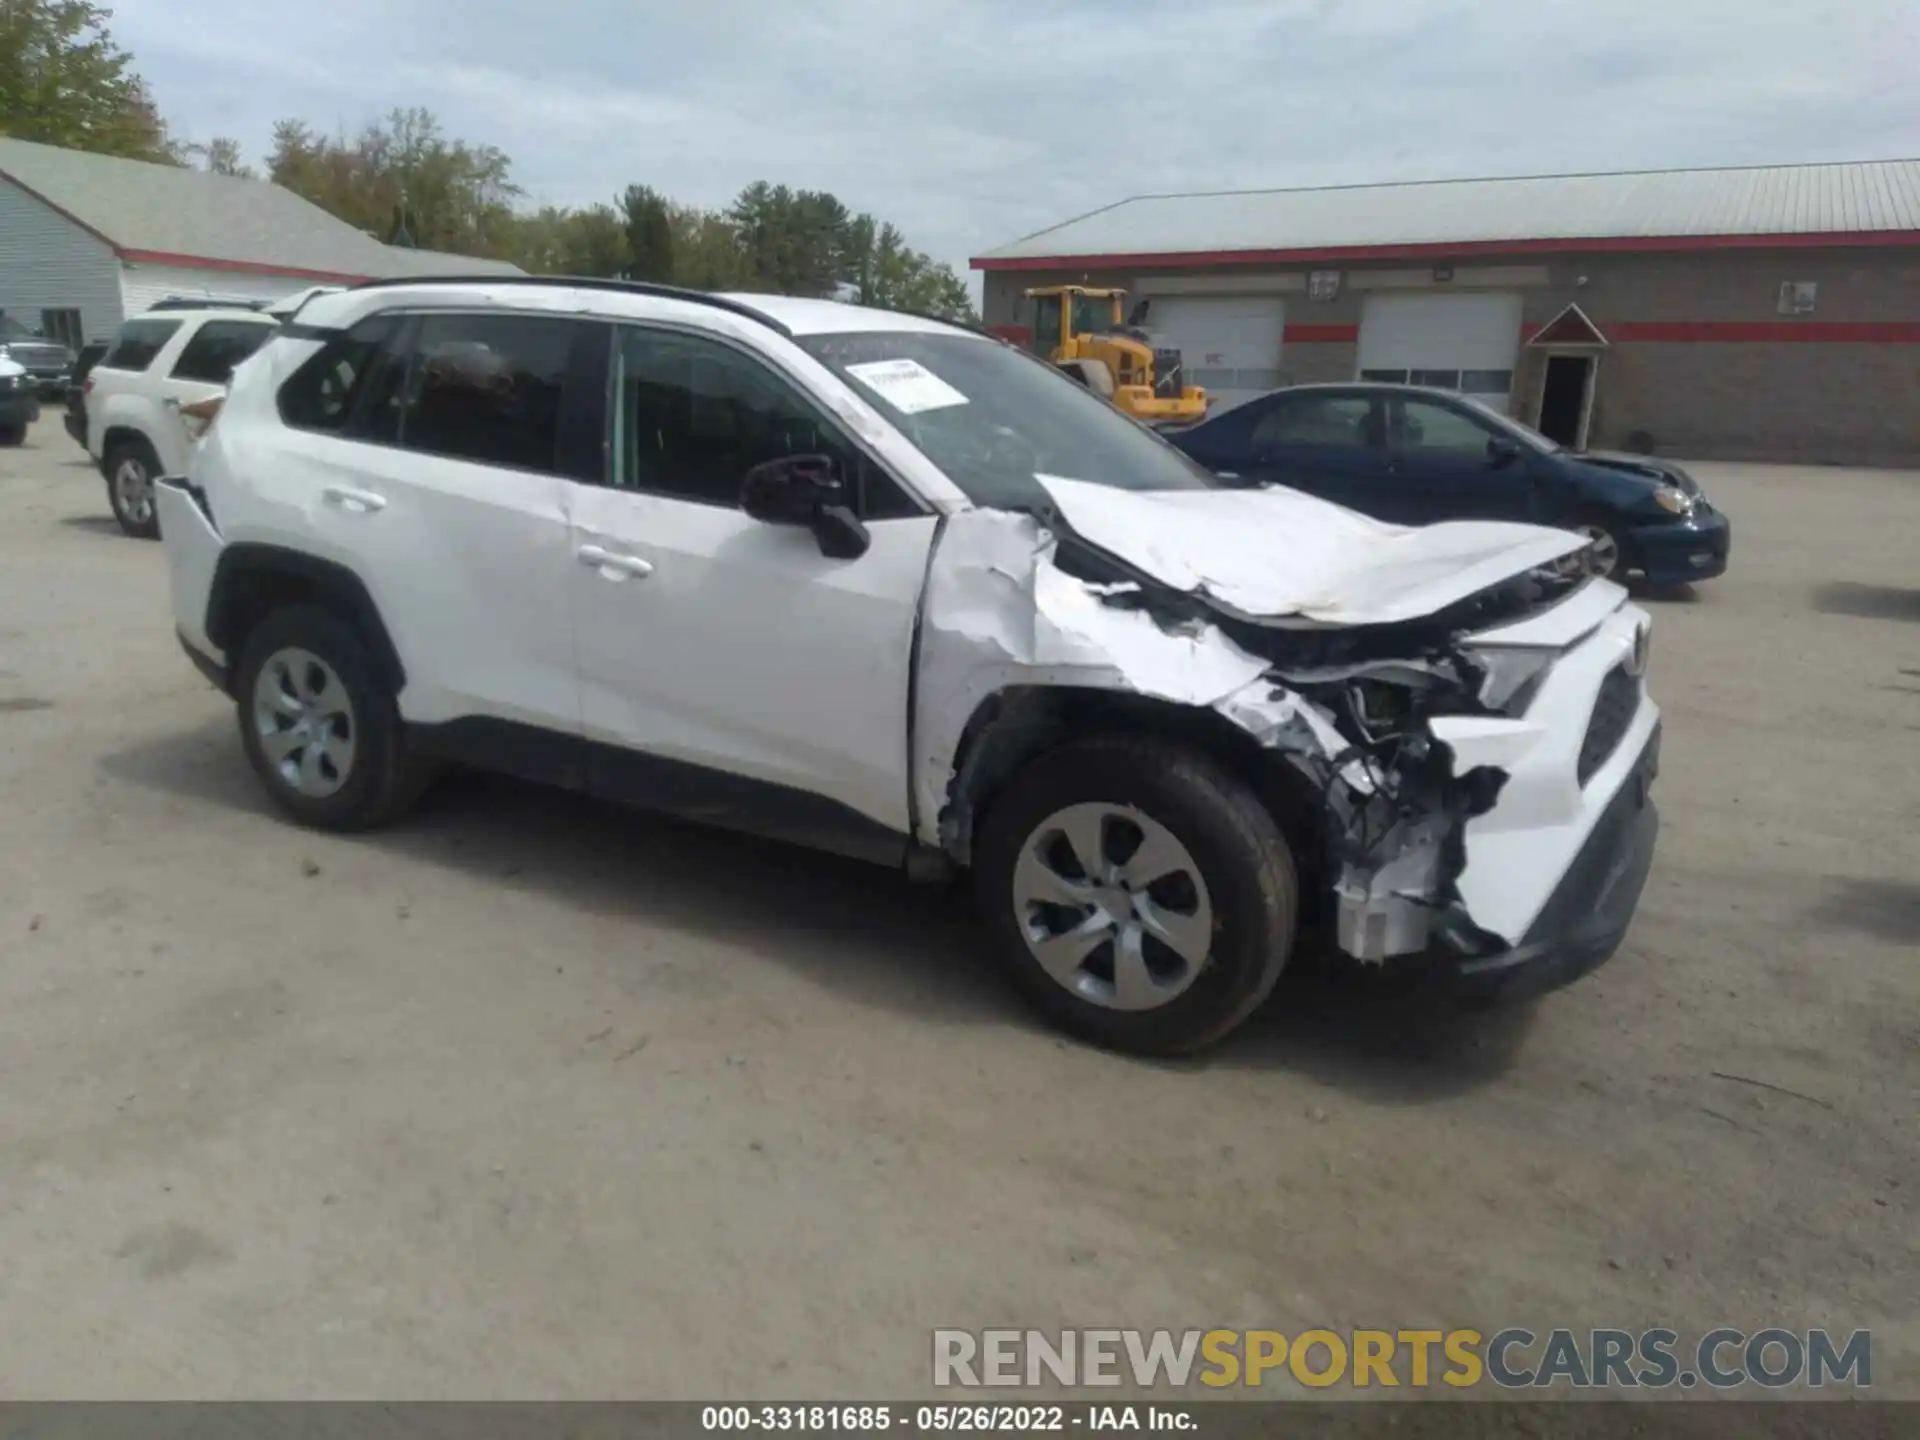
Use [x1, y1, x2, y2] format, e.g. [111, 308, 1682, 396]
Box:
[157, 279, 1660, 1055]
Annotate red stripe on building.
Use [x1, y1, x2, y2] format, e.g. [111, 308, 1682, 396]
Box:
[116, 248, 374, 284]
[1283, 323, 1359, 343]
[972, 230, 1920, 272]
[1610, 320, 1920, 343]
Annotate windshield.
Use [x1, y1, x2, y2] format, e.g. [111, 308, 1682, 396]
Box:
[1455, 392, 1561, 453]
[798, 331, 1220, 510]
[1070, 294, 1116, 336]
[0, 314, 41, 341]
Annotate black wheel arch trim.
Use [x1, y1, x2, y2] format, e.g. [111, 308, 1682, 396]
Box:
[205, 544, 407, 695]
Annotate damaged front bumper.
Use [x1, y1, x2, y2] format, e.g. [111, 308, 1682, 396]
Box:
[1448, 720, 1658, 1002]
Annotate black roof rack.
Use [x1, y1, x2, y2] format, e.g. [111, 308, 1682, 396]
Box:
[343, 274, 793, 337]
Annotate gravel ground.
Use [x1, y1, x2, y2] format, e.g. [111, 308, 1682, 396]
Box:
[0, 418, 1913, 1399]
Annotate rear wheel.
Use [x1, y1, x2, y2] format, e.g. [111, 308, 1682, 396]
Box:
[104, 438, 161, 539]
[0, 424, 24, 447]
[975, 736, 1297, 1055]
[232, 605, 432, 831]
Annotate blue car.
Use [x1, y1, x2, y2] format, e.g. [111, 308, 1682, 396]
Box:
[1163, 383, 1731, 585]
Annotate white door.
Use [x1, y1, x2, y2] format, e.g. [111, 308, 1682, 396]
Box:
[283, 309, 585, 732]
[150, 316, 279, 474]
[1356, 292, 1522, 409]
[1145, 295, 1286, 414]
[569, 325, 936, 839]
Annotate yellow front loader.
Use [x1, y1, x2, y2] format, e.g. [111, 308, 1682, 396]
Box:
[1023, 285, 1208, 424]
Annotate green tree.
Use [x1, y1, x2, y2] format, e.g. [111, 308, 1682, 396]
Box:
[0, 0, 177, 161]
[269, 108, 521, 259]
[186, 135, 252, 178]
[621, 184, 675, 283]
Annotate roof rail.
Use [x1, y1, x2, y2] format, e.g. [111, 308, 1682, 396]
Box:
[344, 274, 794, 337]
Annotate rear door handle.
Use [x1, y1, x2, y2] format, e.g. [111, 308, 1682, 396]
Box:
[577, 544, 654, 580]
[322, 485, 387, 514]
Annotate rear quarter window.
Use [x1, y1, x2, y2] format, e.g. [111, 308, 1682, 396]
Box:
[102, 319, 183, 373]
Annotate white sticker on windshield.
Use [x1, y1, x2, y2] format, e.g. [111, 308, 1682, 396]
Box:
[845, 358, 970, 415]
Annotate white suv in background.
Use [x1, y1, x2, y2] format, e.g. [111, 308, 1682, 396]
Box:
[87, 308, 280, 536]
[156, 278, 1662, 1055]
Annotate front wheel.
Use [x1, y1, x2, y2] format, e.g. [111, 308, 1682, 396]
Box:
[1565, 518, 1631, 580]
[104, 439, 161, 539]
[974, 736, 1297, 1055]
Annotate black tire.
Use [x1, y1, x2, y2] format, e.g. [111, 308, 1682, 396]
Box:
[103, 436, 161, 539]
[232, 604, 432, 832]
[974, 736, 1297, 1056]
[0, 424, 24, 447]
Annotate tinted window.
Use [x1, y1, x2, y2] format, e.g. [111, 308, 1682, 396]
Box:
[279, 314, 409, 439]
[170, 320, 275, 384]
[1251, 395, 1382, 450]
[798, 331, 1217, 510]
[399, 313, 581, 475]
[1397, 399, 1497, 457]
[102, 319, 182, 372]
[614, 328, 919, 519]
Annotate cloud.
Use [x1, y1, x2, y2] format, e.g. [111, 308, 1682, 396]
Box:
[113, 0, 1920, 291]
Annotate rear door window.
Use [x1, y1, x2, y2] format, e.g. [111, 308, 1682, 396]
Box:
[395, 312, 608, 481]
[102, 319, 183, 372]
[170, 320, 276, 384]
[1251, 394, 1384, 451]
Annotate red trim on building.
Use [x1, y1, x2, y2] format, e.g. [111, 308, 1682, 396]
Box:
[116, 249, 374, 283]
[972, 230, 1920, 272]
[1610, 320, 1920, 343]
[1282, 323, 1359, 343]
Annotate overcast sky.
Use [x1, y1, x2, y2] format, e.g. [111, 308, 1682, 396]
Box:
[114, 0, 1918, 288]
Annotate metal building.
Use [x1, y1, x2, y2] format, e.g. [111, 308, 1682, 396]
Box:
[0, 137, 521, 348]
[974, 161, 1920, 464]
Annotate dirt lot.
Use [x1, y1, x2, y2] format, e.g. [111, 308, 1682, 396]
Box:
[0, 418, 1913, 1400]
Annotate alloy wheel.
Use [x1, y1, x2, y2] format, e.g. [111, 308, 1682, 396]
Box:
[1010, 802, 1214, 1011]
[252, 647, 357, 798]
[1576, 524, 1622, 579]
[114, 457, 153, 526]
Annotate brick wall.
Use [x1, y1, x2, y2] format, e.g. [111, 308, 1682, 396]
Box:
[982, 246, 1920, 464]
[1516, 248, 1920, 464]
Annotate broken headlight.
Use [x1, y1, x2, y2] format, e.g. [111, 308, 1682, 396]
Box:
[1469, 645, 1559, 714]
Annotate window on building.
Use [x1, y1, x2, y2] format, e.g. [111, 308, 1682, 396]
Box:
[40, 309, 84, 349]
[101, 319, 183, 372]
[613, 327, 919, 518]
[1360, 368, 1407, 384]
[170, 320, 275, 384]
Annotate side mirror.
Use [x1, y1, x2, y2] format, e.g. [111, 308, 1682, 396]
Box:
[739, 454, 870, 560]
[1487, 434, 1523, 468]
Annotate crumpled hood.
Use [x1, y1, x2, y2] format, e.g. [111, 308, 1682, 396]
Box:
[1575, 449, 1698, 493]
[1035, 474, 1585, 628]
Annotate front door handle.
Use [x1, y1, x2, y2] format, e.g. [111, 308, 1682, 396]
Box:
[322, 485, 387, 514]
[577, 544, 654, 580]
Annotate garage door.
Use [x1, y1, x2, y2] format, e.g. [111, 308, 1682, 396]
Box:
[1356, 293, 1522, 407]
[1144, 295, 1286, 414]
